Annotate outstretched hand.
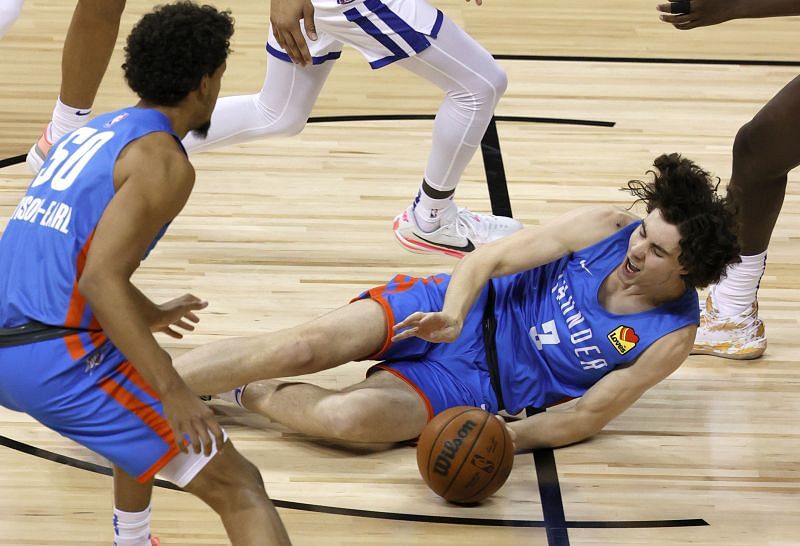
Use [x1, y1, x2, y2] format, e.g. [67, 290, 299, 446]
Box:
[657, 0, 737, 29]
[152, 293, 208, 339]
[392, 311, 463, 343]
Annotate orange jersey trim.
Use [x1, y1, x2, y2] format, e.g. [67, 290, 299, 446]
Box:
[64, 229, 96, 328]
[115, 361, 161, 402]
[373, 364, 434, 421]
[99, 370, 177, 482]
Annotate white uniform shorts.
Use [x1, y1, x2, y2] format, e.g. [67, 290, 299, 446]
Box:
[267, 0, 443, 69]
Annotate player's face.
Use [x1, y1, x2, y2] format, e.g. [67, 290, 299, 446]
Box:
[618, 209, 687, 286]
[191, 62, 227, 138]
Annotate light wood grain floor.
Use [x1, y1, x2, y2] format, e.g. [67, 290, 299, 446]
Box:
[1, 1, 799, 544]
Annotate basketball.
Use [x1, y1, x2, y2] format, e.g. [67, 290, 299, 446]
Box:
[416, 406, 514, 504]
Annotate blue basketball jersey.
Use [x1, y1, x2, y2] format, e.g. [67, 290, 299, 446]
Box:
[491, 221, 699, 414]
[0, 107, 181, 330]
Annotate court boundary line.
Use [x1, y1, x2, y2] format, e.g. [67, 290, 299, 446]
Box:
[0, 433, 708, 529]
[493, 54, 800, 67]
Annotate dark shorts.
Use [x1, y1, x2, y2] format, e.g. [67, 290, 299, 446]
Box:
[353, 273, 499, 418]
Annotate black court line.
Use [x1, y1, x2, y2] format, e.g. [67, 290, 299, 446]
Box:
[480, 118, 513, 217]
[533, 447, 570, 545]
[0, 154, 25, 169]
[525, 406, 570, 545]
[493, 54, 800, 67]
[0, 115, 614, 171]
[308, 114, 615, 128]
[0, 434, 706, 529]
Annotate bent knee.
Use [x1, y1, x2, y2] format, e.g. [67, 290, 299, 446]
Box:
[450, 64, 508, 111]
[253, 97, 310, 137]
[733, 113, 800, 180]
[190, 447, 266, 508]
[276, 117, 307, 137]
[487, 64, 508, 102]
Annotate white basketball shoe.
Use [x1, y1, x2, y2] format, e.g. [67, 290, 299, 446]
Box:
[692, 292, 766, 360]
[393, 205, 522, 258]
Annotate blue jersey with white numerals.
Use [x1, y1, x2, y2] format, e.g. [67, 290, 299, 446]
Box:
[0, 107, 181, 329]
[491, 221, 699, 414]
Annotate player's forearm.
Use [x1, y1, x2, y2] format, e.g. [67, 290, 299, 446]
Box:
[509, 410, 604, 450]
[730, 0, 800, 19]
[441, 250, 497, 323]
[80, 274, 183, 395]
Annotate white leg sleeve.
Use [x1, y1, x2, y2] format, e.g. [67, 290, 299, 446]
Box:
[396, 16, 507, 192]
[0, 0, 24, 39]
[183, 56, 334, 153]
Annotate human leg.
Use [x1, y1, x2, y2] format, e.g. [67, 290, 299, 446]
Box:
[390, 16, 521, 256]
[182, 441, 289, 545]
[182, 48, 334, 152]
[240, 370, 429, 443]
[695, 74, 800, 359]
[175, 298, 388, 396]
[26, 0, 127, 172]
[112, 468, 157, 546]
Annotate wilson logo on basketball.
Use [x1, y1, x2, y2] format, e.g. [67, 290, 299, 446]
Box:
[433, 419, 477, 476]
[607, 325, 639, 355]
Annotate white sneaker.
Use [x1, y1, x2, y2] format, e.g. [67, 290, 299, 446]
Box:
[692, 292, 766, 360]
[393, 205, 522, 258]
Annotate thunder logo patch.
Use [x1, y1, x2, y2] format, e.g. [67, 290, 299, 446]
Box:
[607, 325, 639, 355]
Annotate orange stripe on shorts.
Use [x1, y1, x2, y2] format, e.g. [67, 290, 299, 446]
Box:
[115, 361, 160, 402]
[99, 375, 177, 482]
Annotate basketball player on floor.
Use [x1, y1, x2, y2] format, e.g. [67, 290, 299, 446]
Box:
[659, 0, 800, 359]
[175, 154, 740, 449]
[179, 0, 522, 257]
[0, 4, 289, 544]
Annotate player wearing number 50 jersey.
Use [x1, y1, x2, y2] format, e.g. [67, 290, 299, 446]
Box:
[175, 154, 740, 451]
[0, 3, 289, 544]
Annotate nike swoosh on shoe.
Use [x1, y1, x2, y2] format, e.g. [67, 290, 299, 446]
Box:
[414, 235, 475, 253]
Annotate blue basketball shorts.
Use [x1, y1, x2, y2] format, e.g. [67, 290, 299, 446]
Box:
[0, 335, 182, 484]
[266, 0, 444, 69]
[352, 273, 500, 418]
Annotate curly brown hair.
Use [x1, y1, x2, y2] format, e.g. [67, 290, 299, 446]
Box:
[123, 2, 233, 106]
[624, 153, 741, 288]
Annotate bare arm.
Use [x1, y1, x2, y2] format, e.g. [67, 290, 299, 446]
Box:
[394, 206, 637, 343]
[78, 133, 222, 454]
[658, 0, 800, 30]
[508, 325, 695, 450]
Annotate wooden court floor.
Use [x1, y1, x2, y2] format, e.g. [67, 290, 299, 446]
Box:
[1, 1, 799, 544]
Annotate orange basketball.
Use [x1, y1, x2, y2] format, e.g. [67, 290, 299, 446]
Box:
[416, 406, 514, 504]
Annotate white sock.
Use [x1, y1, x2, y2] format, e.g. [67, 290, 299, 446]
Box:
[113, 505, 152, 546]
[217, 385, 247, 407]
[49, 96, 92, 142]
[711, 251, 767, 316]
[412, 188, 455, 233]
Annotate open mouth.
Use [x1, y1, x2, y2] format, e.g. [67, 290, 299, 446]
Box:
[624, 257, 641, 275]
